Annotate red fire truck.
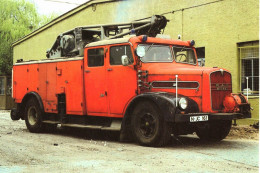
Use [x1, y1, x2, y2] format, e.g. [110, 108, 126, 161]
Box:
[11, 16, 251, 146]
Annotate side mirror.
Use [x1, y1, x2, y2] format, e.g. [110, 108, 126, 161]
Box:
[121, 55, 129, 66]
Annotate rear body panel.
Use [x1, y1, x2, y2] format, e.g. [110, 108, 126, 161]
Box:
[13, 58, 84, 115]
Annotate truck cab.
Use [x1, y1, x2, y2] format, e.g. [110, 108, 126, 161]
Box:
[84, 38, 137, 118]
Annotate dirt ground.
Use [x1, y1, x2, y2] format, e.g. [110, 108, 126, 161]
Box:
[0, 110, 259, 173]
[227, 125, 259, 140]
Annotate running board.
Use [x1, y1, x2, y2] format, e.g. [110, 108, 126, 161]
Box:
[42, 120, 122, 131]
[43, 120, 60, 124]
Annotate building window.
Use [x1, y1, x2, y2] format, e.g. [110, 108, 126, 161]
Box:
[0, 77, 5, 95]
[238, 41, 259, 95]
[196, 47, 205, 67]
[6, 77, 11, 95]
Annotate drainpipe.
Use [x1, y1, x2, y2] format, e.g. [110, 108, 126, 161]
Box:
[176, 75, 178, 107]
[246, 77, 249, 101]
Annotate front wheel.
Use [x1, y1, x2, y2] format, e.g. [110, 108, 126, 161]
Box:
[131, 101, 171, 147]
[25, 98, 45, 133]
[196, 120, 232, 141]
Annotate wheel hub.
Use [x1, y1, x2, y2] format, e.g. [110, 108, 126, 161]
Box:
[28, 106, 37, 126]
[139, 113, 156, 138]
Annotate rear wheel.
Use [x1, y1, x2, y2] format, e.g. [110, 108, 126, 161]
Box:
[25, 98, 45, 133]
[196, 120, 232, 141]
[131, 101, 171, 147]
[10, 108, 20, 120]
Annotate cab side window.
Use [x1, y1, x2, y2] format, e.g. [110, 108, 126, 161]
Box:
[110, 45, 133, 65]
[88, 48, 104, 67]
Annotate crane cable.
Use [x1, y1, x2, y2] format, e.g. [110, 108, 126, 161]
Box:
[134, 0, 224, 21]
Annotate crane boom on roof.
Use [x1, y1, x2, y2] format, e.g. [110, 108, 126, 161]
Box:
[46, 15, 168, 58]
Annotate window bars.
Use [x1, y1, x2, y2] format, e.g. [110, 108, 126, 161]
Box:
[239, 45, 259, 96]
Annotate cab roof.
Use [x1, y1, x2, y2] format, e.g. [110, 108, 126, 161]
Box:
[86, 35, 192, 48]
[86, 37, 132, 48]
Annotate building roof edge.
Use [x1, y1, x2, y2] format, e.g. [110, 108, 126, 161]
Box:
[12, 0, 120, 47]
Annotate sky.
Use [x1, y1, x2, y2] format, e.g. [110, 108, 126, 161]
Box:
[29, 0, 90, 16]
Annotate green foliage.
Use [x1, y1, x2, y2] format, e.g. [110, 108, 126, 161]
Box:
[0, 0, 57, 75]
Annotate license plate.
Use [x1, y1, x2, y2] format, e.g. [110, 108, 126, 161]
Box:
[190, 115, 208, 122]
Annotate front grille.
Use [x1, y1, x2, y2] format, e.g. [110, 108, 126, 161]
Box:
[210, 71, 232, 110]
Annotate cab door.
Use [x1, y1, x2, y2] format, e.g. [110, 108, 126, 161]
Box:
[84, 47, 108, 115]
[107, 44, 137, 117]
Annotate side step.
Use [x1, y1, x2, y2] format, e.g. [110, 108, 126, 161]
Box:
[42, 120, 122, 131]
[42, 120, 60, 124]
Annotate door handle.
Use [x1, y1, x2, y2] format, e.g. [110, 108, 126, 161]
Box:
[100, 92, 107, 97]
[107, 68, 113, 71]
[85, 70, 90, 73]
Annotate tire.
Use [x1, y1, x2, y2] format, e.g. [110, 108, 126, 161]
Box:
[196, 120, 232, 141]
[131, 101, 171, 147]
[25, 98, 45, 133]
[10, 109, 20, 120]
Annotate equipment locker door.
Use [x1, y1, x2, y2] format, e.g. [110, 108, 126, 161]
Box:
[84, 47, 108, 115]
[46, 63, 57, 112]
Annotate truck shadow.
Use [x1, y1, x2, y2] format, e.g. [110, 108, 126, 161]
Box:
[167, 135, 244, 149]
[46, 127, 240, 148]
[54, 127, 121, 142]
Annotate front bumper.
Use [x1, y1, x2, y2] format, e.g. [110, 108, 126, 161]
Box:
[175, 112, 251, 123]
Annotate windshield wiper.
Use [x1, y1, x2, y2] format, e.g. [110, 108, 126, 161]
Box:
[180, 46, 186, 52]
[146, 43, 155, 53]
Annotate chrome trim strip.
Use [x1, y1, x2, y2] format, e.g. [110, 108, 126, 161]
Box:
[176, 75, 178, 107]
[151, 80, 200, 89]
[14, 57, 84, 66]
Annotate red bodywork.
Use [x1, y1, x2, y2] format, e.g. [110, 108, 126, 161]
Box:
[13, 59, 84, 115]
[12, 36, 248, 119]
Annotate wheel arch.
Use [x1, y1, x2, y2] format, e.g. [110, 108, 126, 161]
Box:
[120, 93, 177, 137]
[20, 92, 44, 119]
[125, 93, 177, 121]
[121, 92, 199, 134]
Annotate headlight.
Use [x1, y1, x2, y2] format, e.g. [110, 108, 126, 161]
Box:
[178, 98, 188, 110]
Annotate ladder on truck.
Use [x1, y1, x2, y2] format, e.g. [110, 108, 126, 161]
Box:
[46, 15, 168, 59]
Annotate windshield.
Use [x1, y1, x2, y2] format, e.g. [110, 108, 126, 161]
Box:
[173, 46, 196, 65]
[138, 44, 173, 62]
